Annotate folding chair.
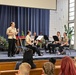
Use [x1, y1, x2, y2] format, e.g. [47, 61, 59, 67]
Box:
[63, 39, 71, 55]
[15, 38, 29, 54]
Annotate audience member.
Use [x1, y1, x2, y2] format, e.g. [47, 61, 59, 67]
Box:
[49, 58, 56, 64]
[74, 57, 76, 67]
[42, 62, 54, 75]
[22, 50, 36, 69]
[15, 50, 36, 70]
[16, 63, 31, 75]
[59, 56, 76, 75]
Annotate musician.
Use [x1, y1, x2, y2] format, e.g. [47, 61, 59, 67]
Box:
[33, 32, 38, 41]
[58, 32, 69, 54]
[25, 31, 42, 56]
[6, 22, 19, 57]
[33, 32, 40, 48]
[48, 31, 61, 53]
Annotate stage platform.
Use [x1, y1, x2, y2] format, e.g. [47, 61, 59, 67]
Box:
[0, 50, 76, 62]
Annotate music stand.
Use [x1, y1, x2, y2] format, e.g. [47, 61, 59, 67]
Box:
[53, 36, 59, 41]
[36, 35, 44, 40]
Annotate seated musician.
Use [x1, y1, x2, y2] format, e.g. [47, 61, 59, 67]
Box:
[33, 32, 39, 46]
[48, 31, 61, 54]
[25, 31, 42, 56]
[33, 32, 45, 48]
[58, 32, 69, 54]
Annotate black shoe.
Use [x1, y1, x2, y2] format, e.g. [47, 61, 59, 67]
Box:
[49, 50, 52, 54]
[11, 54, 15, 57]
[52, 52, 55, 54]
[16, 51, 19, 54]
[8, 55, 11, 57]
[8, 55, 13, 57]
[12, 55, 15, 57]
[8, 54, 11, 57]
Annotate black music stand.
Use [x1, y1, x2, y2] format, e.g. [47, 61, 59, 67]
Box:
[53, 36, 59, 41]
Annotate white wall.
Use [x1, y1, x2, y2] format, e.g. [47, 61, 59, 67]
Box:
[0, 0, 56, 9]
[49, 0, 68, 37]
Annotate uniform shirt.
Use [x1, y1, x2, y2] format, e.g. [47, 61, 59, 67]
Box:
[6, 27, 17, 39]
[63, 36, 68, 45]
[58, 36, 61, 42]
[58, 35, 61, 43]
[25, 35, 31, 46]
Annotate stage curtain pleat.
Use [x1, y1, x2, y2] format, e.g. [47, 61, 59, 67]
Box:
[0, 5, 50, 38]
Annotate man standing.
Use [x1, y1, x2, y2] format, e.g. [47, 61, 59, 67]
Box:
[6, 22, 19, 57]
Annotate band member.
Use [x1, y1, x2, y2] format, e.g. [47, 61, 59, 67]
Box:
[33, 32, 38, 41]
[33, 32, 40, 47]
[25, 31, 42, 56]
[58, 32, 69, 54]
[48, 31, 61, 53]
[6, 22, 19, 57]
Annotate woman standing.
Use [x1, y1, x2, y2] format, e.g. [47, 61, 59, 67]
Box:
[6, 22, 19, 57]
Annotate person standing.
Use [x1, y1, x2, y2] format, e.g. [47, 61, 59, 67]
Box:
[6, 22, 19, 57]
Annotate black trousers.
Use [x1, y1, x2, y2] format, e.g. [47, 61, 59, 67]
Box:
[48, 43, 61, 53]
[59, 45, 69, 53]
[22, 50, 36, 69]
[8, 39, 16, 56]
[26, 45, 41, 56]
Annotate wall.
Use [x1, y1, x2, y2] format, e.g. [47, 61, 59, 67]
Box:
[0, 0, 56, 9]
[49, 0, 68, 37]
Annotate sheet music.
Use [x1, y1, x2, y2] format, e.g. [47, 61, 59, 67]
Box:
[36, 35, 43, 40]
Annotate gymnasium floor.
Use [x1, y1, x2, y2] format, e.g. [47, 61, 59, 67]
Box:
[0, 49, 76, 62]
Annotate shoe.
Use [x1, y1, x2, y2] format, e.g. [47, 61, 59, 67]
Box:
[57, 52, 60, 55]
[61, 51, 66, 55]
[8, 54, 11, 57]
[8, 55, 11, 57]
[11, 54, 15, 57]
[39, 53, 43, 56]
[52, 51, 55, 54]
[16, 51, 19, 54]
